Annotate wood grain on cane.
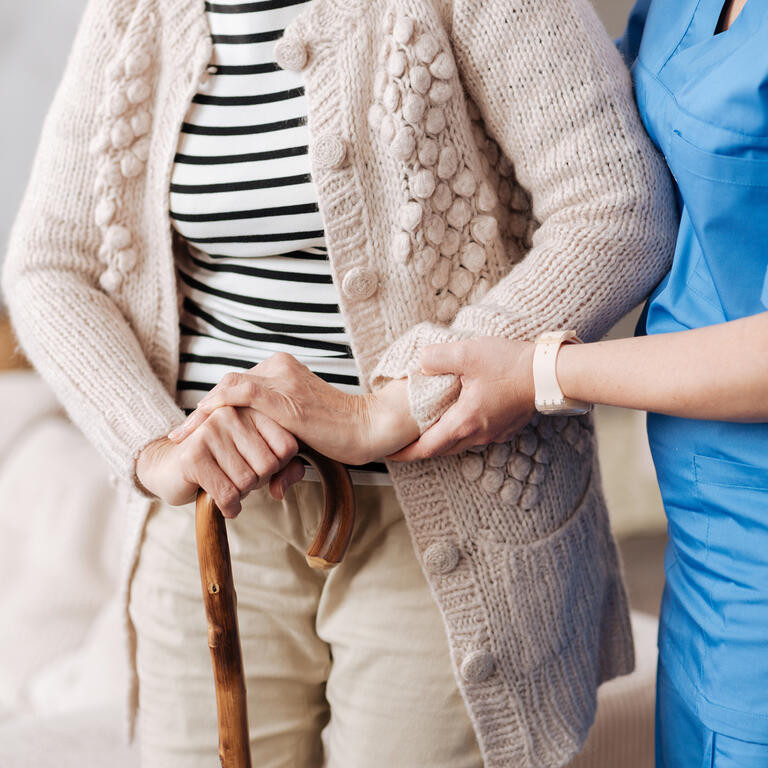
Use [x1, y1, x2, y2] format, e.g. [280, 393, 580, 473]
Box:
[195, 446, 354, 766]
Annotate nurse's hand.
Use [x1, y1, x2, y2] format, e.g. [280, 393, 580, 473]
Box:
[136, 406, 303, 518]
[389, 337, 537, 460]
[167, 352, 420, 468]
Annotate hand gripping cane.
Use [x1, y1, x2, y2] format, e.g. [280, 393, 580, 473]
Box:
[195, 442, 356, 768]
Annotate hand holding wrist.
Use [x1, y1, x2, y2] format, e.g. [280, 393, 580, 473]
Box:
[389, 337, 537, 461]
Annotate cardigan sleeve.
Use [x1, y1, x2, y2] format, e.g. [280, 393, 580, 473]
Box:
[1, 0, 185, 490]
[371, 0, 677, 432]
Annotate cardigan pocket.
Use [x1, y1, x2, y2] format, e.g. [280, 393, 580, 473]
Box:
[477, 479, 614, 678]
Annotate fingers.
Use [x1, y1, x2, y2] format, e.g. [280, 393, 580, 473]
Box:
[388, 403, 475, 461]
[389, 408, 536, 462]
[419, 341, 470, 376]
[181, 442, 245, 519]
[268, 458, 306, 501]
[173, 403, 304, 516]
[168, 372, 276, 443]
[203, 410, 263, 516]
[237, 410, 298, 489]
[168, 406, 209, 442]
[246, 411, 298, 470]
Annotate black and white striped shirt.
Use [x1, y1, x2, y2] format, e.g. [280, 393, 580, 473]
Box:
[170, 0, 388, 481]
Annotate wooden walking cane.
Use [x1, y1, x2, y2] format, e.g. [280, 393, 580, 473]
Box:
[195, 442, 356, 768]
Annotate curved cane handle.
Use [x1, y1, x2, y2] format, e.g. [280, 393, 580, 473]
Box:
[296, 441, 356, 570]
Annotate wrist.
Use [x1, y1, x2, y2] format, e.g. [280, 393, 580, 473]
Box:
[520, 342, 537, 411]
[555, 342, 596, 407]
[135, 436, 171, 496]
[370, 379, 420, 457]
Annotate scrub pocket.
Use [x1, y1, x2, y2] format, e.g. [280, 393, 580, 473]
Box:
[666, 131, 768, 315]
[692, 452, 768, 722]
[656, 660, 768, 768]
[693, 452, 768, 600]
[711, 732, 768, 768]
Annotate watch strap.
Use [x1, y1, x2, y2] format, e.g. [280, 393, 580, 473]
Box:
[533, 331, 592, 415]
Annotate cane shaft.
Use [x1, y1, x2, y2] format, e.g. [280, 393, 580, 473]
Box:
[195, 446, 355, 767]
[195, 491, 251, 768]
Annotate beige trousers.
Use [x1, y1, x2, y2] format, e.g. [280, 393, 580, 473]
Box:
[128, 481, 484, 768]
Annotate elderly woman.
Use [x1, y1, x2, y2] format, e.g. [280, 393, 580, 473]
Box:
[2, 0, 676, 766]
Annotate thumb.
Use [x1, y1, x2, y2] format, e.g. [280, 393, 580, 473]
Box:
[268, 457, 306, 501]
[419, 341, 469, 376]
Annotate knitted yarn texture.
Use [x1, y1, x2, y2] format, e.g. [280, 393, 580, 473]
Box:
[3, 0, 678, 765]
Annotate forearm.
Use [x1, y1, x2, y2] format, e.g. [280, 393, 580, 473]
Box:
[449, 0, 677, 345]
[557, 313, 768, 421]
[6, 271, 185, 483]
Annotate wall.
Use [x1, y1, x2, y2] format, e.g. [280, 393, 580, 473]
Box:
[0, 1, 87, 259]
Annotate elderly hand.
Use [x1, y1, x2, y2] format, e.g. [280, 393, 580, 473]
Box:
[136, 406, 303, 517]
[167, 352, 420, 467]
[390, 337, 537, 461]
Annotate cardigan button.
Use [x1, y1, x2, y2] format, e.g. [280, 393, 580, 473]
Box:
[312, 134, 348, 170]
[275, 37, 308, 72]
[99, 268, 122, 293]
[342, 267, 379, 300]
[460, 649, 496, 683]
[423, 542, 460, 575]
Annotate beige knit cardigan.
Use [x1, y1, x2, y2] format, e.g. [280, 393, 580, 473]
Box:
[2, 0, 678, 765]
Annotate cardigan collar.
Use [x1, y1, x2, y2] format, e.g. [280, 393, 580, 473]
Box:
[160, 0, 211, 61]
[156, 0, 365, 71]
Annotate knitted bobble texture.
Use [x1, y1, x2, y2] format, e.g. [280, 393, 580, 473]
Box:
[370, 14, 506, 323]
[91, 32, 156, 292]
[454, 415, 595, 502]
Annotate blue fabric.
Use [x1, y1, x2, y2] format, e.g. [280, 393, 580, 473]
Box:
[656, 660, 768, 767]
[656, 663, 768, 768]
[624, 0, 768, 747]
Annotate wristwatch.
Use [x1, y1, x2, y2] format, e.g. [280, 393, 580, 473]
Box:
[532, 331, 592, 415]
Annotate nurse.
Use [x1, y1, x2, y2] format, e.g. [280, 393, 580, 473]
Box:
[393, 0, 768, 765]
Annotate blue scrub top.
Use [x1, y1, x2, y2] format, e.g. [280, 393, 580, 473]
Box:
[621, 0, 768, 741]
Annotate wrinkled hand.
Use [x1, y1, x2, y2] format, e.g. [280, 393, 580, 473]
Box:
[167, 353, 419, 467]
[136, 406, 302, 517]
[390, 337, 536, 461]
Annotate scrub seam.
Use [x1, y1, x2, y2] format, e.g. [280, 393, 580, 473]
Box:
[657, 0, 703, 73]
[635, 58, 768, 144]
[692, 455, 714, 683]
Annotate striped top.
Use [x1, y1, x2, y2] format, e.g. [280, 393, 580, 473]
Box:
[170, 0, 388, 481]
